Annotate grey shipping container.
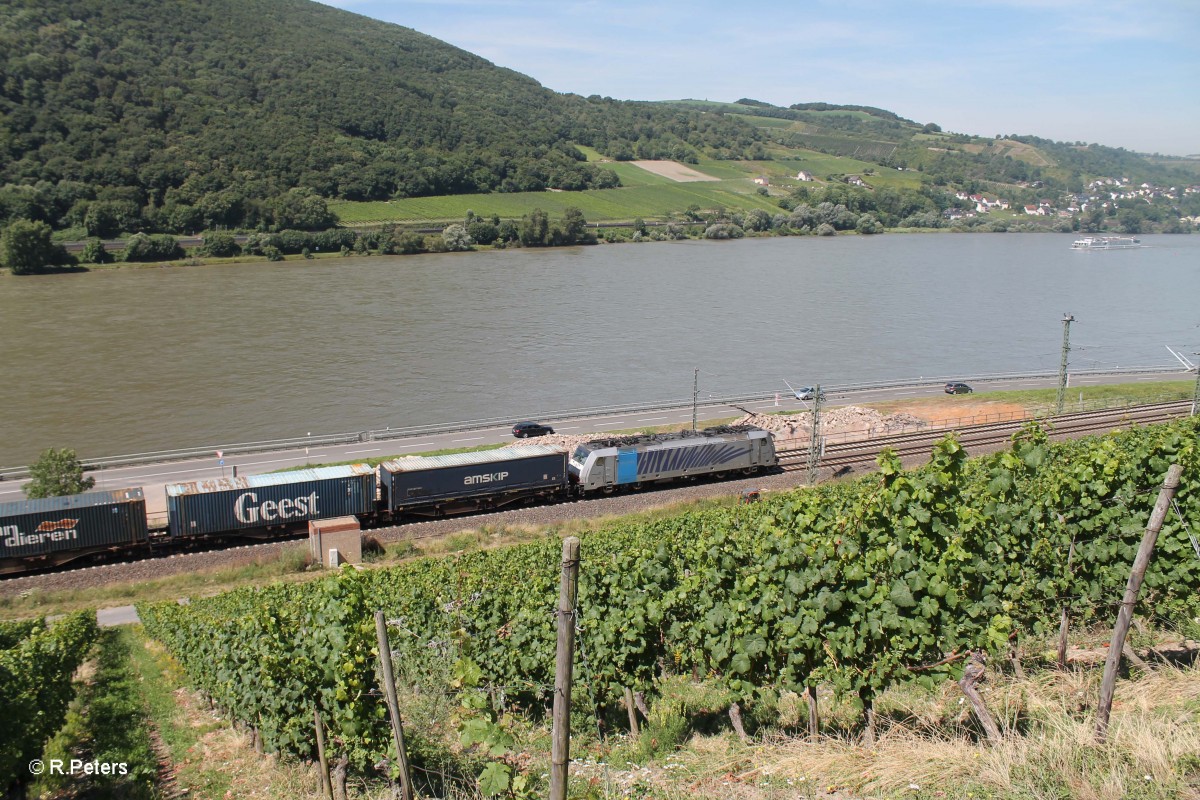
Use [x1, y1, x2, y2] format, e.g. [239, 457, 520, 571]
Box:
[165, 464, 376, 537]
[380, 446, 567, 514]
[0, 488, 147, 571]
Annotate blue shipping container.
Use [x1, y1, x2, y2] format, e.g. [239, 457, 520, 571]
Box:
[165, 465, 376, 537]
[0, 488, 147, 566]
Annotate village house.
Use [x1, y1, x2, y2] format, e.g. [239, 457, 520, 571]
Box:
[796, 170, 814, 182]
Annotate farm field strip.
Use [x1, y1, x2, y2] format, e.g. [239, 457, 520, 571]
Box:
[330, 180, 781, 224]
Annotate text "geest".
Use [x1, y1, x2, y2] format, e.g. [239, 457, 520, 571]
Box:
[233, 491, 319, 524]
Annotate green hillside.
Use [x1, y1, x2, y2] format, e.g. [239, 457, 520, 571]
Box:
[1, 2, 1195, 242]
[0, 0, 761, 234]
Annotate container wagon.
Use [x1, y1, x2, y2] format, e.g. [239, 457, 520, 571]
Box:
[380, 445, 569, 517]
[165, 464, 377, 538]
[0, 488, 148, 574]
[569, 425, 777, 492]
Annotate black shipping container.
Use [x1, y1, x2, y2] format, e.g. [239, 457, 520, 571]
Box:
[166, 465, 376, 537]
[0, 488, 148, 566]
[380, 446, 567, 511]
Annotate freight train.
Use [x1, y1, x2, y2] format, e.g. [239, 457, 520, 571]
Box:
[0, 425, 777, 575]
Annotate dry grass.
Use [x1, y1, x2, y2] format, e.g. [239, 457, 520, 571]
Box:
[582, 659, 1200, 800]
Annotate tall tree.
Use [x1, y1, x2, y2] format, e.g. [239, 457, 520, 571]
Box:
[558, 207, 589, 245]
[24, 448, 95, 499]
[519, 208, 550, 246]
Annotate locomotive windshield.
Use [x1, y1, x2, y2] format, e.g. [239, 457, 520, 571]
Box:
[570, 445, 592, 466]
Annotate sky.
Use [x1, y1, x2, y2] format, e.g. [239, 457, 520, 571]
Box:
[318, 0, 1199, 157]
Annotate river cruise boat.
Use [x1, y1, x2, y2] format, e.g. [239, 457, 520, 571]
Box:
[1071, 235, 1142, 250]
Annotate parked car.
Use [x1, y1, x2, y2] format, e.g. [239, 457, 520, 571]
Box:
[945, 382, 973, 394]
[512, 421, 554, 438]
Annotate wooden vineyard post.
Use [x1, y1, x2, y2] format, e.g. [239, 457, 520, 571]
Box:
[728, 702, 749, 742]
[959, 651, 1002, 743]
[633, 691, 649, 719]
[550, 537, 581, 800]
[1095, 463, 1182, 743]
[806, 685, 819, 740]
[314, 709, 334, 800]
[1056, 529, 1077, 671]
[375, 611, 415, 800]
[623, 687, 639, 737]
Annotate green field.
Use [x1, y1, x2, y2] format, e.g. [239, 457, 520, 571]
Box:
[768, 153, 921, 189]
[738, 114, 799, 129]
[326, 135, 942, 226]
[688, 157, 753, 180]
[329, 175, 782, 225]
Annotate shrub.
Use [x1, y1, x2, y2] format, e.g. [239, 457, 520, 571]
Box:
[703, 223, 745, 240]
[78, 237, 112, 264]
[122, 233, 183, 262]
[201, 231, 240, 258]
[855, 214, 882, 234]
[466, 221, 499, 246]
[441, 224, 472, 251]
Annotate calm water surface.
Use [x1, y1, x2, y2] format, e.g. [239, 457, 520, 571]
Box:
[2, 233, 1197, 464]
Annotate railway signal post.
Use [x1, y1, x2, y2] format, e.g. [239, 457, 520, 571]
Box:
[807, 386, 823, 484]
[1192, 351, 1199, 416]
[1056, 313, 1074, 416]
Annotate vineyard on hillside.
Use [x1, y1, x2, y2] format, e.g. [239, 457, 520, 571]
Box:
[140, 418, 1200, 790]
[0, 612, 99, 792]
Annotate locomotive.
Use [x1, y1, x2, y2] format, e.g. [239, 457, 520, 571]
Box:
[0, 425, 777, 575]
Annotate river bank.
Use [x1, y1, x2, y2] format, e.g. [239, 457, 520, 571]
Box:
[13, 215, 1151, 277]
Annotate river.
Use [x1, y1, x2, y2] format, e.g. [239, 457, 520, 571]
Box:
[1, 232, 1197, 465]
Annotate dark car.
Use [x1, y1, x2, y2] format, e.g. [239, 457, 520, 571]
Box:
[512, 421, 554, 438]
[945, 382, 973, 394]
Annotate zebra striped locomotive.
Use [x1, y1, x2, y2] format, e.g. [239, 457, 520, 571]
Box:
[569, 425, 776, 492]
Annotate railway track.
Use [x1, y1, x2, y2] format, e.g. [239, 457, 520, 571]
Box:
[2, 401, 1193, 594]
[775, 400, 1192, 474]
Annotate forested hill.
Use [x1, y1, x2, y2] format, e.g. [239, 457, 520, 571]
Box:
[0, 0, 759, 231]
